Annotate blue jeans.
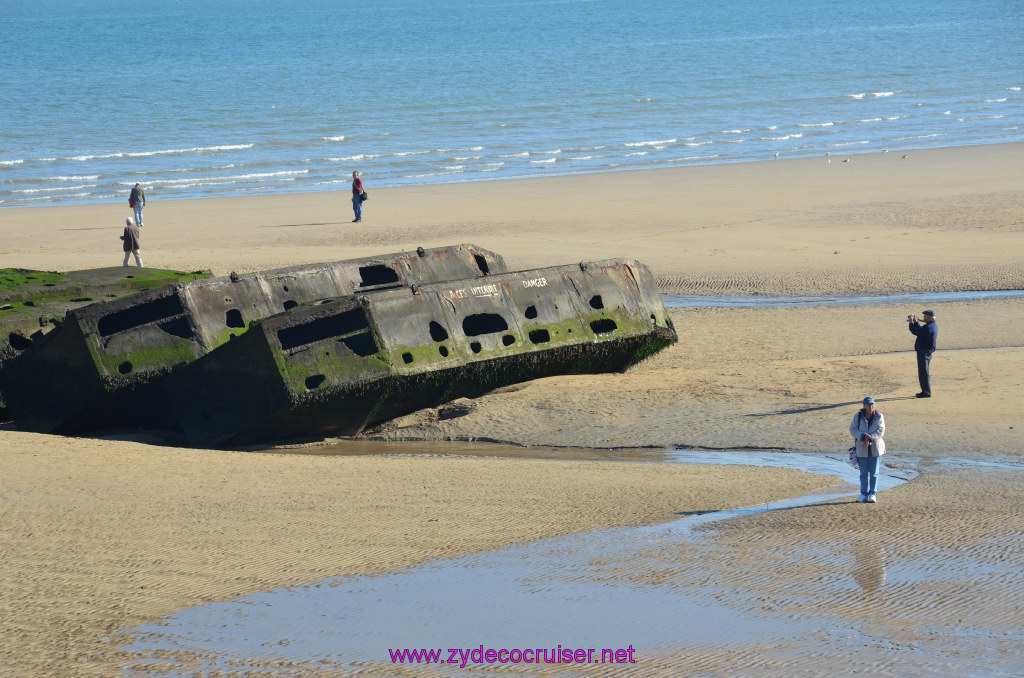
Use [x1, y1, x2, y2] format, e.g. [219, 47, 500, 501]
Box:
[133, 203, 144, 226]
[352, 194, 362, 221]
[858, 455, 881, 496]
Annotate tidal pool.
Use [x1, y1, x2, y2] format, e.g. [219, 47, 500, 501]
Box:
[120, 451, 958, 677]
[662, 289, 1024, 308]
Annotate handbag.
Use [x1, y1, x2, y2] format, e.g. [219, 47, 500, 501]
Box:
[848, 446, 858, 467]
[359, 191, 368, 202]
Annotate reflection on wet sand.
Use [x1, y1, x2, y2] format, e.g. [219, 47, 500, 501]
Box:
[119, 458, 1024, 677]
[852, 541, 887, 593]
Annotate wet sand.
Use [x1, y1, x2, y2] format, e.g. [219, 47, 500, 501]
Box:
[1, 142, 1023, 676]
[118, 463, 1024, 677]
[0, 434, 832, 677]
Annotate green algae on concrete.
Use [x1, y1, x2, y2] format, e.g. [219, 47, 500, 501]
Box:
[0, 245, 507, 431]
[0, 267, 210, 414]
[0, 267, 210, 353]
[2, 252, 673, 444]
[165, 258, 676, 447]
[0, 267, 209, 303]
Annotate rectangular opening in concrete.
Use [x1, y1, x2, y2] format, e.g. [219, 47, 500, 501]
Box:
[357, 265, 401, 288]
[97, 294, 187, 338]
[589, 318, 618, 335]
[277, 308, 371, 352]
[462, 313, 509, 337]
[340, 333, 377, 357]
[474, 254, 490, 275]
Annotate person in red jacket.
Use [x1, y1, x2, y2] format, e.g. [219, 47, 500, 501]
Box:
[351, 171, 365, 223]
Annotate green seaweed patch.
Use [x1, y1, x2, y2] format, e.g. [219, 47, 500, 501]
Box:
[119, 269, 210, 291]
[386, 340, 470, 370]
[279, 341, 391, 396]
[384, 328, 538, 370]
[1, 268, 212, 354]
[386, 311, 656, 370]
[211, 324, 250, 349]
[0, 268, 209, 305]
[0, 269, 65, 293]
[519, 321, 580, 348]
[94, 341, 199, 378]
[630, 332, 676, 364]
[582, 310, 656, 342]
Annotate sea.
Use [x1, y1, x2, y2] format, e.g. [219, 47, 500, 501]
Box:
[1, 0, 1021, 209]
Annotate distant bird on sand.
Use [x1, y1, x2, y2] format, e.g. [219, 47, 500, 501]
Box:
[843, 158, 851, 163]
[901, 154, 909, 159]
[882, 149, 888, 153]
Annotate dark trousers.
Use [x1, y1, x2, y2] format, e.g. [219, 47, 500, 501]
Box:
[917, 351, 932, 395]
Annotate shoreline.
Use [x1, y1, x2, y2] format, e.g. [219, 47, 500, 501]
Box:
[5, 141, 1022, 214]
[1, 141, 1021, 295]
[3, 139, 1018, 214]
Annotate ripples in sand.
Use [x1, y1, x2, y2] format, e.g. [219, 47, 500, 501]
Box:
[120, 454, 1024, 677]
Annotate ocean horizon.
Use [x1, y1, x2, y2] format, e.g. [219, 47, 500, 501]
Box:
[1, 0, 1021, 209]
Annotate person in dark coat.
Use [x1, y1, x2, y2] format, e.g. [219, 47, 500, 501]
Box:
[129, 182, 146, 227]
[908, 309, 937, 397]
[121, 217, 144, 267]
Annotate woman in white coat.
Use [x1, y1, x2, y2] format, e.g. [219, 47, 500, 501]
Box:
[850, 396, 885, 503]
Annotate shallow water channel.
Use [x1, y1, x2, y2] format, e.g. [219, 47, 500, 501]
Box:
[662, 289, 1024, 308]
[121, 451, 927, 676]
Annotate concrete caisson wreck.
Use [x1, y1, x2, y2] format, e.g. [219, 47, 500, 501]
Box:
[1, 267, 211, 358]
[165, 258, 676, 447]
[0, 245, 505, 433]
[0, 266, 211, 416]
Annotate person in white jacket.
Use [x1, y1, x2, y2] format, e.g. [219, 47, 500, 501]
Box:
[850, 396, 885, 503]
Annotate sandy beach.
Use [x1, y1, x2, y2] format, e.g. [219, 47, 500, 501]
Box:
[2, 142, 1023, 676]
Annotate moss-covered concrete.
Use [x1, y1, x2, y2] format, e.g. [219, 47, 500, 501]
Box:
[0, 267, 208, 304]
[166, 259, 677, 446]
[4, 255, 675, 443]
[2, 246, 507, 434]
[0, 267, 210, 356]
[92, 340, 200, 378]
[0, 267, 211, 418]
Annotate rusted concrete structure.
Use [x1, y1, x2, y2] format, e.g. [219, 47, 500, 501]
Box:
[0, 245, 504, 432]
[1, 267, 211, 356]
[0, 267, 210, 417]
[166, 259, 676, 447]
